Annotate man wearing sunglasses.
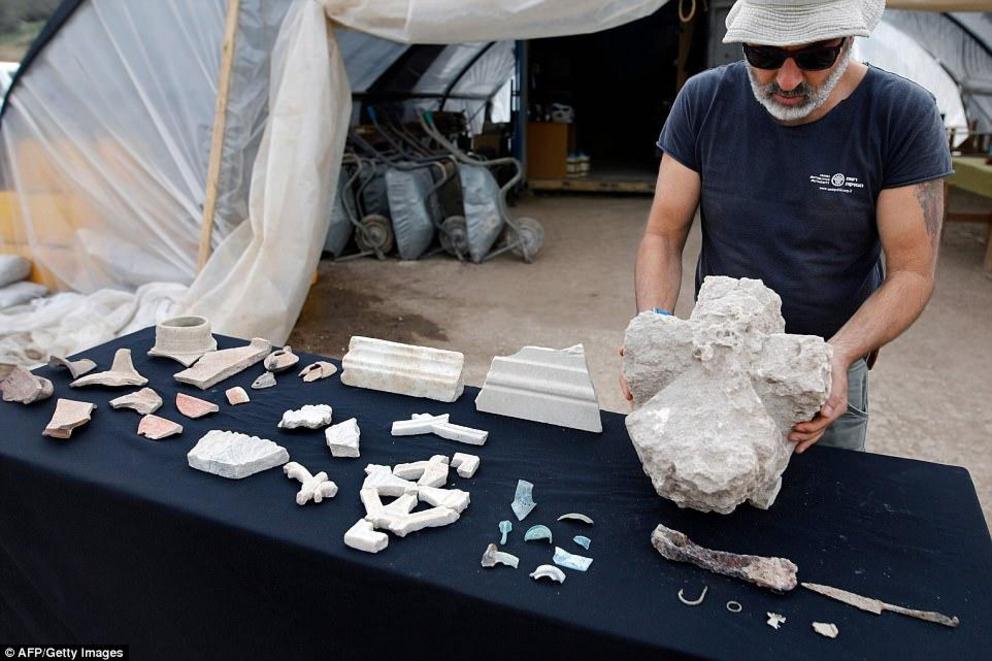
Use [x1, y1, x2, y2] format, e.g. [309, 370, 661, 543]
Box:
[627, 0, 952, 453]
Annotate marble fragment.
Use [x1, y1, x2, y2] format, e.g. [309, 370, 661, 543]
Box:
[475, 343, 602, 432]
[341, 336, 465, 402]
[574, 535, 591, 550]
[187, 430, 289, 479]
[624, 277, 832, 513]
[511, 479, 536, 521]
[767, 613, 786, 630]
[417, 455, 450, 487]
[299, 361, 338, 382]
[553, 546, 593, 572]
[43, 399, 96, 438]
[381, 492, 419, 516]
[450, 452, 480, 478]
[251, 371, 276, 390]
[481, 543, 519, 569]
[529, 565, 566, 584]
[225, 387, 250, 405]
[147, 316, 217, 366]
[0, 365, 53, 404]
[109, 388, 163, 415]
[137, 414, 183, 440]
[48, 355, 97, 379]
[812, 622, 839, 639]
[70, 349, 148, 388]
[175, 392, 218, 419]
[174, 338, 271, 390]
[417, 486, 470, 513]
[283, 461, 338, 505]
[650, 524, 798, 592]
[524, 525, 553, 544]
[362, 464, 419, 497]
[499, 520, 512, 545]
[344, 519, 389, 553]
[391, 413, 488, 446]
[325, 418, 360, 457]
[278, 404, 332, 429]
[264, 345, 300, 372]
[387, 506, 460, 537]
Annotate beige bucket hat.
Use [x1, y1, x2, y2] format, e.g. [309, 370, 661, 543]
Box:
[723, 0, 885, 46]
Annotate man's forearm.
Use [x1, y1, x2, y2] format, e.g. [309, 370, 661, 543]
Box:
[634, 231, 683, 313]
[828, 269, 934, 365]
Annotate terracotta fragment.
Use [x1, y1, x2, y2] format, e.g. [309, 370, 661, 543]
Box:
[299, 361, 337, 382]
[650, 523, 798, 592]
[43, 399, 96, 438]
[109, 388, 163, 415]
[0, 365, 54, 404]
[264, 345, 299, 373]
[225, 387, 250, 405]
[137, 414, 184, 440]
[70, 349, 148, 388]
[147, 316, 217, 366]
[176, 392, 219, 419]
[48, 355, 97, 379]
[251, 371, 276, 390]
[173, 338, 271, 390]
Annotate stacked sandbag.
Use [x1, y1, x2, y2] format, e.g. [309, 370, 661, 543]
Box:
[0, 255, 47, 309]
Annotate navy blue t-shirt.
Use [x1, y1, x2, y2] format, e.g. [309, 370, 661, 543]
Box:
[657, 62, 953, 339]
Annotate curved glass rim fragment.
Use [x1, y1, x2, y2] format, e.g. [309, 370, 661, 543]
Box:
[524, 524, 553, 544]
[481, 543, 519, 569]
[511, 479, 536, 521]
[553, 546, 593, 572]
[557, 513, 594, 525]
[529, 564, 566, 583]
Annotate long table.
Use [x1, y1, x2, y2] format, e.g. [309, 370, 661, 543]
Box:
[1, 328, 990, 660]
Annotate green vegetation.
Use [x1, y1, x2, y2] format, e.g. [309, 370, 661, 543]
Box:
[0, 0, 59, 61]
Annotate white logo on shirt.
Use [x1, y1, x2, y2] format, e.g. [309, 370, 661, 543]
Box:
[809, 172, 865, 194]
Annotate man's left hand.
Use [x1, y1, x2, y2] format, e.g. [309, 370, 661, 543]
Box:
[789, 354, 849, 453]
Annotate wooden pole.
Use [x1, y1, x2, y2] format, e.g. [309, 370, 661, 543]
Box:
[197, 0, 241, 272]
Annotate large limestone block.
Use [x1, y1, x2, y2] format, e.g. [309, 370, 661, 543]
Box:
[474, 344, 602, 432]
[624, 276, 831, 514]
[341, 336, 464, 402]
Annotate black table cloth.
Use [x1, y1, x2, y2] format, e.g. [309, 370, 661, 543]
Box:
[1, 328, 990, 660]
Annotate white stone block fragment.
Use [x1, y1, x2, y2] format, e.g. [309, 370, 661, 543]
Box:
[283, 461, 338, 505]
[387, 506, 460, 537]
[393, 461, 429, 480]
[382, 492, 420, 516]
[187, 430, 289, 479]
[450, 452, 480, 478]
[475, 344, 602, 432]
[362, 464, 419, 497]
[344, 519, 389, 554]
[325, 418, 361, 457]
[278, 404, 333, 430]
[417, 455, 450, 487]
[360, 488, 384, 517]
[341, 336, 465, 402]
[417, 486, 470, 514]
[391, 413, 487, 446]
[624, 277, 832, 514]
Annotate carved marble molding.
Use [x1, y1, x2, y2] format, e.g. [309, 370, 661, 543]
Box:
[341, 336, 464, 402]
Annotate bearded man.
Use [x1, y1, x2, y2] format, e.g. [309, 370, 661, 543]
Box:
[625, 0, 953, 452]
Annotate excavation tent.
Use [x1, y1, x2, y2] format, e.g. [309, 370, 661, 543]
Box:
[0, 0, 670, 363]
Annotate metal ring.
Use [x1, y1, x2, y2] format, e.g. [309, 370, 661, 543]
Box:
[677, 586, 708, 606]
[726, 600, 743, 613]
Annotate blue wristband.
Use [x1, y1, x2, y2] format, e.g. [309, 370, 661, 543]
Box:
[653, 307, 673, 316]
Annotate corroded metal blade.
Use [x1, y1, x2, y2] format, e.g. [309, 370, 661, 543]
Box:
[802, 582, 884, 614]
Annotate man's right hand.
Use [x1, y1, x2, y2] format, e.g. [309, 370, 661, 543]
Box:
[618, 345, 633, 403]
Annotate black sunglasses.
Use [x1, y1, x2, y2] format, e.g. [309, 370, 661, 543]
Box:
[742, 38, 846, 71]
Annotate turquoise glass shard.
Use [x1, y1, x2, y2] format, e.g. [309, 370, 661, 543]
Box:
[574, 535, 591, 550]
[524, 524, 553, 544]
[553, 546, 594, 572]
[481, 543, 519, 569]
[511, 479, 536, 521]
[499, 520, 513, 545]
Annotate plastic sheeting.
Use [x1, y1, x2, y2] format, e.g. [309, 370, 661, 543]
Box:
[853, 19, 969, 140]
[1, 0, 671, 363]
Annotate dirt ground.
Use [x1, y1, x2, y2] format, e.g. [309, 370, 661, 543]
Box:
[290, 194, 992, 526]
